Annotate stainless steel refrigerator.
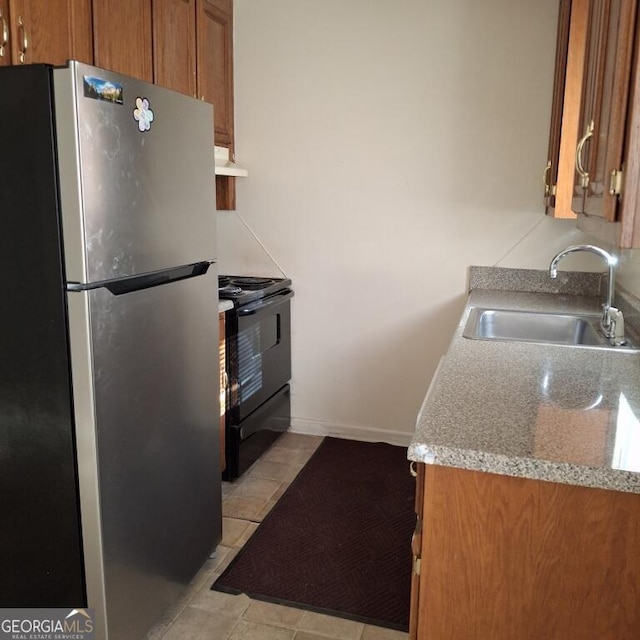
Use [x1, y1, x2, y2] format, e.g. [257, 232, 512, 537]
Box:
[0, 62, 221, 639]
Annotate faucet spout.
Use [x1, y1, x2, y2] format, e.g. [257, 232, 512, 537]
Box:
[548, 244, 617, 338]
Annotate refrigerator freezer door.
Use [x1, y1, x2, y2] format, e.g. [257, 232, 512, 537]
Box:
[53, 62, 217, 284]
[67, 269, 221, 640]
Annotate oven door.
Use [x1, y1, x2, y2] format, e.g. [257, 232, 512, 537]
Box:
[230, 290, 293, 421]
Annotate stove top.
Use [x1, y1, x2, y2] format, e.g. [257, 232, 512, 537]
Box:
[218, 275, 292, 306]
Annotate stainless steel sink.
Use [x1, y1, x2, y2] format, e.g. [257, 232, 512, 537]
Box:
[463, 307, 639, 351]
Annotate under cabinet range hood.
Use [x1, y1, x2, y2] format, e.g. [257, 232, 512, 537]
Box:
[215, 145, 248, 177]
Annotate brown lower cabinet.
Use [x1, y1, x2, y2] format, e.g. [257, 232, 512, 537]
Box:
[410, 463, 640, 639]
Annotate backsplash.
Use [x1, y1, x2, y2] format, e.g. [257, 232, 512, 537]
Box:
[468, 266, 602, 297]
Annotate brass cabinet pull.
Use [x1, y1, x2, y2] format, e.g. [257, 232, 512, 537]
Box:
[409, 461, 417, 477]
[17, 16, 28, 63]
[575, 120, 594, 189]
[0, 10, 8, 58]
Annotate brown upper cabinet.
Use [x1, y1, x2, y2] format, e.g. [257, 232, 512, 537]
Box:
[153, 0, 197, 97]
[0, 0, 237, 210]
[93, 0, 154, 82]
[149, 0, 237, 209]
[197, 0, 236, 210]
[0, 0, 92, 67]
[196, 0, 234, 148]
[572, 0, 636, 222]
[150, 0, 235, 150]
[544, 0, 573, 214]
[547, 0, 640, 247]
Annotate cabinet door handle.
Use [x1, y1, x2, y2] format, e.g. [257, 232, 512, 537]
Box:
[575, 120, 594, 189]
[0, 10, 8, 58]
[17, 16, 28, 63]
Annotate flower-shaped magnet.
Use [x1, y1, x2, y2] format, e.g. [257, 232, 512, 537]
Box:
[133, 97, 154, 132]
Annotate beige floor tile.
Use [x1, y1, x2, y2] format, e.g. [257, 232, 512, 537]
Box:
[210, 546, 239, 577]
[293, 632, 351, 640]
[183, 571, 218, 604]
[274, 433, 323, 451]
[183, 550, 232, 596]
[222, 495, 268, 521]
[146, 600, 186, 640]
[243, 600, 306, 628]
[228, 619, 295, 640]
[221, 481, 234, 499]
[209, 546, 233, 573]
[189, 588, 251, 618]
[152, 554, 224, 632]
[272, 482, 290, 501]
[146, 620, 172, 640]
[200, 553, 227, 576]
[235, 521, 259, 546]
[254, 499, 278, 521]
[260, 447, 316, 467]
[222, 517, 254, 547]
[361, 626, 409, 640]
[161, 606, 238, 640]
[230, 476, 282, 502]
[246, 459, 302, 483]
[297, 612, 364, 640]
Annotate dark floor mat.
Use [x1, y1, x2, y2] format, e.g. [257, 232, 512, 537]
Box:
[212, 436, 415, 631]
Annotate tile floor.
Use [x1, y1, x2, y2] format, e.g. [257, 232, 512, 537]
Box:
[147, 433, 409, 640]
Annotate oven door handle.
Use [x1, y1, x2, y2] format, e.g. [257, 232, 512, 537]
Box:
[237, 290, 294, 316]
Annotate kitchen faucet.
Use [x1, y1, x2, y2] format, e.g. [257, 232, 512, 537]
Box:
[548, 244, 626, 346]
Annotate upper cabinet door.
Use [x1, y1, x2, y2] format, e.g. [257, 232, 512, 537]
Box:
[93, 0, 153, 82]
[545, 0, 573, 215]
[196, 0, 234, 147]
[6, 0, 92, 66]
[572, 0, 637, 221]
[153, 0, 197, 96]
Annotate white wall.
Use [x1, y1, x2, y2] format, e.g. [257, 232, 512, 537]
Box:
[217, 0, 604, 444]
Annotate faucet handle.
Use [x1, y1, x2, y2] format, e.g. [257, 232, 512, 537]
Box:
[608, 307, 626, 346]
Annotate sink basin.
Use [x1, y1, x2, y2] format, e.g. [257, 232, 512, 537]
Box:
[463, 307, 639, 351]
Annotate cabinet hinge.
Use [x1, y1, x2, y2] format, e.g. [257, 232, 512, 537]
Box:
[413, 556, 421, 576]
[610, 169, 624, 196]
[542, 161, 556, 198]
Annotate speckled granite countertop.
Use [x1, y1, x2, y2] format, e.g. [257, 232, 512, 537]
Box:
[408, 267, 640, 494]
[218, 299, 234, 313]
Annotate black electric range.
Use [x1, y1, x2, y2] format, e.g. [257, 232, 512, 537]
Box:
[218, 275, 292, 306]
[218, 275, 294, 479]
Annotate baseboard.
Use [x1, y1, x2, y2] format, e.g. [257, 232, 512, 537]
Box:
[289, 418, 413, 448]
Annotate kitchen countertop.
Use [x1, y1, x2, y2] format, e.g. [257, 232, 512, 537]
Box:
[408, 267, 640, 494]
[218, 299, 234, 313]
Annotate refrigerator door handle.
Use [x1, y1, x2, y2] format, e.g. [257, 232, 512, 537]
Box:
[67, 260, 215, 295]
